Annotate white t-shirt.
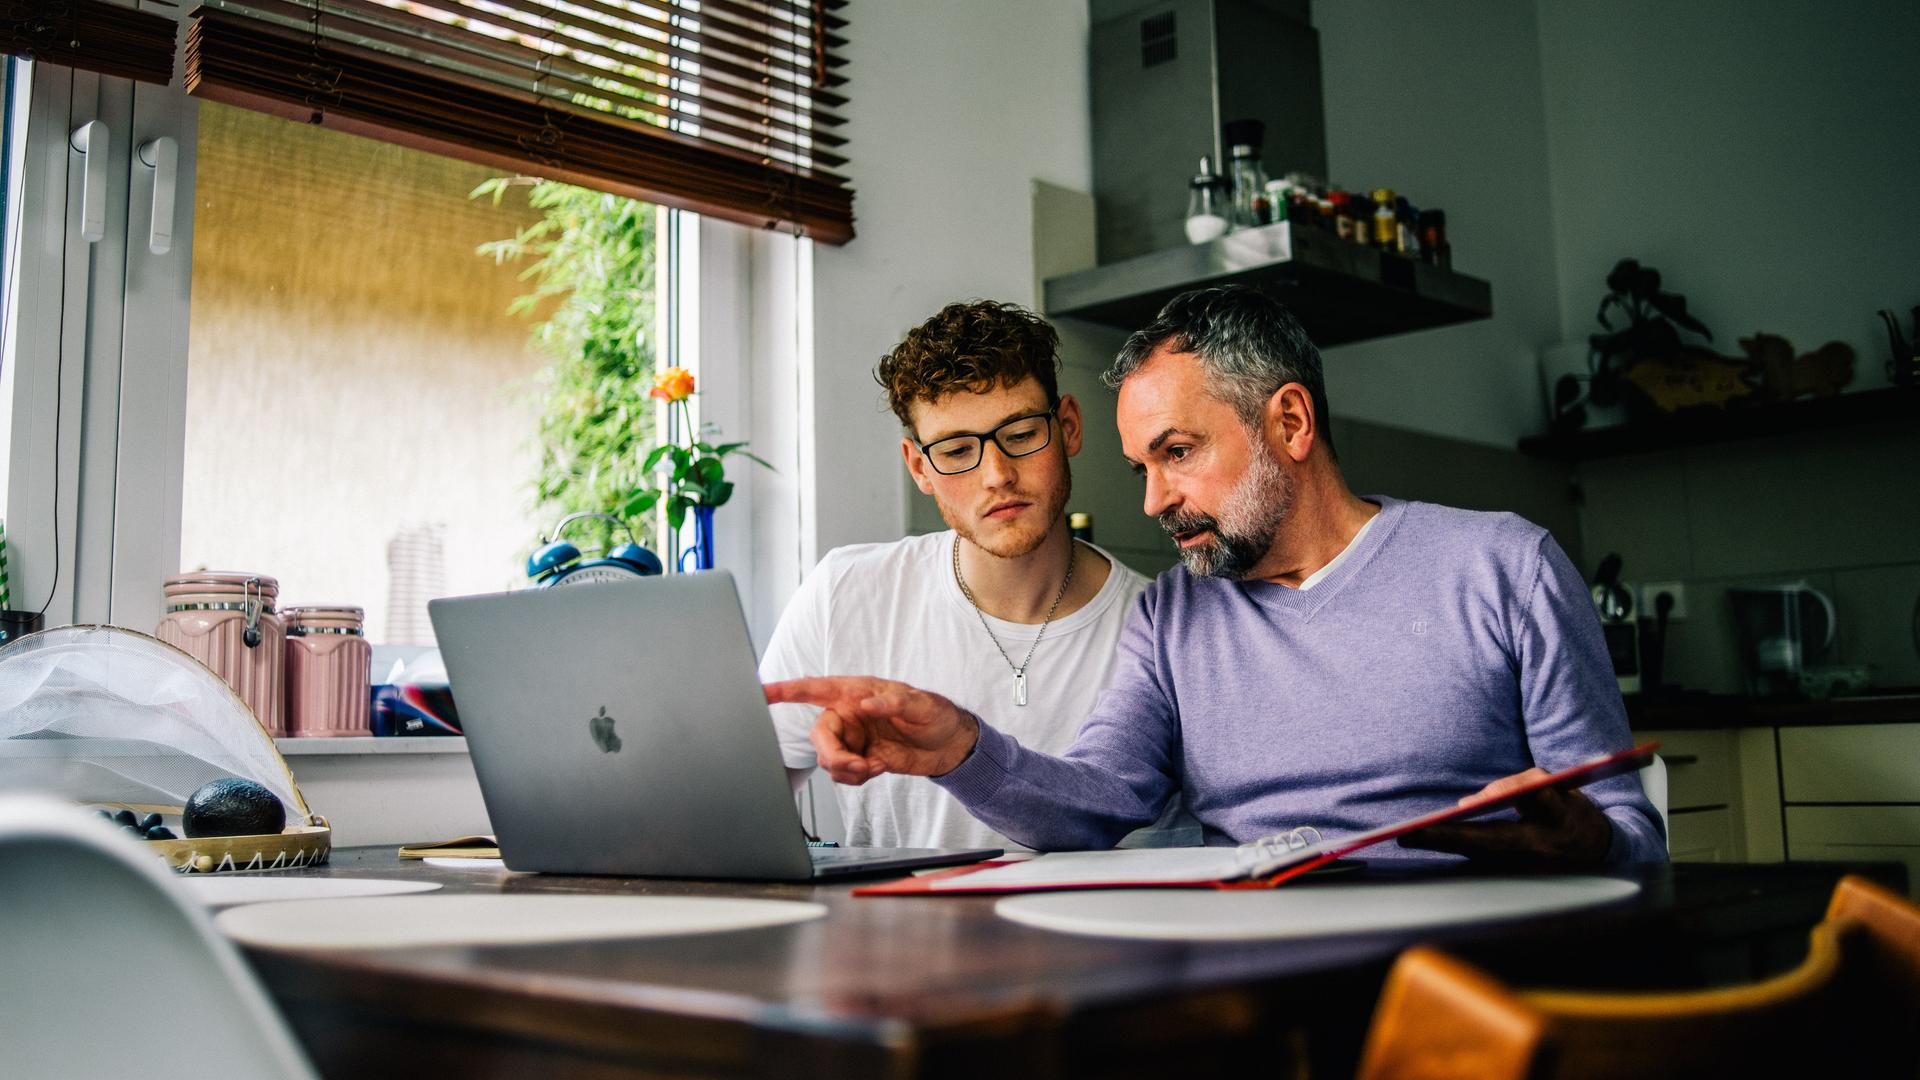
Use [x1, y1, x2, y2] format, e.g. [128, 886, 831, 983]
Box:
[1297, 508, 1379, 590]
[760, 530, 1168, 851]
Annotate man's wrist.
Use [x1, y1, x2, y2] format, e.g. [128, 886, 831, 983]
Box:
[930, 710, 982, 778]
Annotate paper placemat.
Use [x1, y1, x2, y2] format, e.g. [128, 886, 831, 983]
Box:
[216, 894, 828, 950]
[183, 877, 442, 908]
[994, 876, 1640, 941]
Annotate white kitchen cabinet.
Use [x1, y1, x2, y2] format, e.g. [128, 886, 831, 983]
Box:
[1771, 724, 1918, 897]
[1637, 727, 1764, 863]
[1785, 806, 1920, 897]
[1779, 725, 1920, 803]
[1651, 729, 1738, 810]
[1641, 722, 1919, 893]
[1667, 807, 1739, 862]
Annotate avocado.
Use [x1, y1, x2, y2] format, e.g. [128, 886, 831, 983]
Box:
[183, 778, 286, 838]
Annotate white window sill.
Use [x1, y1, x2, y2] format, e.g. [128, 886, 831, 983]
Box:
[274, 737, 468, 756]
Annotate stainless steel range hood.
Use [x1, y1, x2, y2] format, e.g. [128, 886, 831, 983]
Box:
[1089, 0, 1327, 264]
[1066, 0, 1493, 346]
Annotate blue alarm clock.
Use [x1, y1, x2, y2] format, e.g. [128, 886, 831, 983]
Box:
[526, 512, 663, 587]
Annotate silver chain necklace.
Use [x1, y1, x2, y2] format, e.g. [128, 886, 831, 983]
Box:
[953, 534, 1076, 707]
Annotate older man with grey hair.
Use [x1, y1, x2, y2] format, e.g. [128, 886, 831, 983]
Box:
[769, 285, 1666, 866]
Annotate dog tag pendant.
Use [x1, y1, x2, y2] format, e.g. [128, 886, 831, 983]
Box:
[1014, 672, 1028, 707]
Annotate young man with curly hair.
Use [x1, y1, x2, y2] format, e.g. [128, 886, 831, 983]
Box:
[758, 300, 1193, 852]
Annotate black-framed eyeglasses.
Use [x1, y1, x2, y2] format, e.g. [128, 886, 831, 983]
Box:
[916, 408, 1057, 476]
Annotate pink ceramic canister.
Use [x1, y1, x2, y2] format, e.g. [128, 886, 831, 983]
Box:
[283, 605, 372, 737]
[157, 572, 287, 736]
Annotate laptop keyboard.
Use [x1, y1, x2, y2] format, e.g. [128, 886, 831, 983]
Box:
[809, 848, 885, 866]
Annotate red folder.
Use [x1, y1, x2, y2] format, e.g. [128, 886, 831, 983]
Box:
[854, 742, 1659, 896]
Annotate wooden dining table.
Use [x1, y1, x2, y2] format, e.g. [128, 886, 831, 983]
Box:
[233, 849, 1901, 1079]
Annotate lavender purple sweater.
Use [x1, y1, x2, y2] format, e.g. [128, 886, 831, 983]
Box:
[934, 497, 1667, 863]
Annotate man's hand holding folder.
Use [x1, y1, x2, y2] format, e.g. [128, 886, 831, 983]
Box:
[1397, 765, 1619, 866]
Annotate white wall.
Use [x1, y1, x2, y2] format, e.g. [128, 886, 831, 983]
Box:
[1312, 1, 1565, 448]
[806, 1, 1095, 554]
[1536, 0, 1919, 384]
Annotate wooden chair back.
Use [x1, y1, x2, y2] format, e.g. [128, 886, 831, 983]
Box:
[1357, 875, 1920, 1080]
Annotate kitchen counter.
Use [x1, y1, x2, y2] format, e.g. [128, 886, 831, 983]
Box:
[1628, 692, 1920, 730]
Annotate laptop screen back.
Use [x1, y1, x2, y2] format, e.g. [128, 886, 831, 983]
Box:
[428, 573, 815, 880]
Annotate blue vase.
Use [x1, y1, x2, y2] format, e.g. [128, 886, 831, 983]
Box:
[679, 505, 716, 572]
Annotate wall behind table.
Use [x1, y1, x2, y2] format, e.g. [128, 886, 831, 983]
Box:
[1535, 0, 1920, 693]
[810, 0, 1095, 560]
[1311, 0, 1565, 449]
[1536, 0, 1919, 389]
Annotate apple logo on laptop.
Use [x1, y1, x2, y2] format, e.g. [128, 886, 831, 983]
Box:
[588, 706, 622, 753]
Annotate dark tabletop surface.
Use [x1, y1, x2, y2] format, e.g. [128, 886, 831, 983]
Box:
[226, 849, 1905, 1079]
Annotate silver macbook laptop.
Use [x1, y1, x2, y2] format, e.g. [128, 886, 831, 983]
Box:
[427, 573, 1001, 881]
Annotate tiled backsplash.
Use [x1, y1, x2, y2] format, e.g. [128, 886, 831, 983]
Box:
[1577, 419, 1920, 693]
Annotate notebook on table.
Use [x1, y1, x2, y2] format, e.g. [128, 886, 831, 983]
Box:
[854, 742, 1658, 896]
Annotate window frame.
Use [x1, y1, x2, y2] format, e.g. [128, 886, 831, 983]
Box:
[4, 58, 809, 644]
[0, 58, 195, 631]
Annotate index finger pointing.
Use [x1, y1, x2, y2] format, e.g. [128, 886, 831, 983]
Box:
[765, 676, 863, 707]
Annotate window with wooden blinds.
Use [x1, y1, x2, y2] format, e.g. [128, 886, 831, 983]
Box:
[3, 0, 179, 85]
[183, 0, 852, 243]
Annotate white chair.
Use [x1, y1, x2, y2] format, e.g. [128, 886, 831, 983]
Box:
[0, 795, 317, 1080]
[1639, 753, 1670, 853]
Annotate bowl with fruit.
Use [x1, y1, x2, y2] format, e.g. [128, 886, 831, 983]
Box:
[97, 777, 330, 873]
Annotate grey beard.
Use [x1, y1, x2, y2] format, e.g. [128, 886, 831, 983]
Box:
[1175, 528, 1270, 579]
[1162, 437, 1294, 579]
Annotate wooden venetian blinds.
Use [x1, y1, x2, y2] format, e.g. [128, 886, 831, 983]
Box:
[183, 0, 852, 243]
[2, 0, 179, 85]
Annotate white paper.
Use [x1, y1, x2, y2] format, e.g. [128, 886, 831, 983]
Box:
[923, 847, 1247, 891]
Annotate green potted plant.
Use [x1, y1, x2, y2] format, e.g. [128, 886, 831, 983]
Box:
[623, 367, 770, 571]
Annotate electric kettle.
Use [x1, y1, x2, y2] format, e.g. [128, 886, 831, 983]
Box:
[1728, 583, 1836, 696]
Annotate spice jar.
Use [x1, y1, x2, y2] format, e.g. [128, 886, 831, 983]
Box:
[1371, 188, 1398, 249]
[1264, 179, 1291, 224]
[1395, 197, 1418, 255]
[158, 571, 286, 735]
[1328, 190, 1353, 240]
[1184, 155, 1231, 243]
[1223, 119, 1271, 230]
[1419, 209, 1451, 268]
[284, 605, 372, 737]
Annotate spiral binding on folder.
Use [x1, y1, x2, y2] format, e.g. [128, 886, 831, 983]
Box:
[1234, 827, 1326, 878]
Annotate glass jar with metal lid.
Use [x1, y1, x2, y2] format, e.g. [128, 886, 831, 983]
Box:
[157, 571, 286, 736]
[283, 605, 371, 737]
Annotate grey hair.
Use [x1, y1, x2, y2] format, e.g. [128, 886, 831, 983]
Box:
[1103, 285, 1335, 458]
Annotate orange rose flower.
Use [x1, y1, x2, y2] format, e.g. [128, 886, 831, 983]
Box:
[649, 367, 695, 403]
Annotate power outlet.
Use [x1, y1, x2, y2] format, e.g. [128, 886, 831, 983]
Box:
[1642, 581, 1688, 620]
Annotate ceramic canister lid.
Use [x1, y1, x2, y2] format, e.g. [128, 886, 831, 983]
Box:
[283, 605, 364, 627]
[164, 571, 280, 598]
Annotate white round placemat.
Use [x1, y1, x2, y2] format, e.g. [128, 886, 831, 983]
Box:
[216, 894, 828, 949]
[183, 876, 442, 908]
[994, 876, 1640, 941]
